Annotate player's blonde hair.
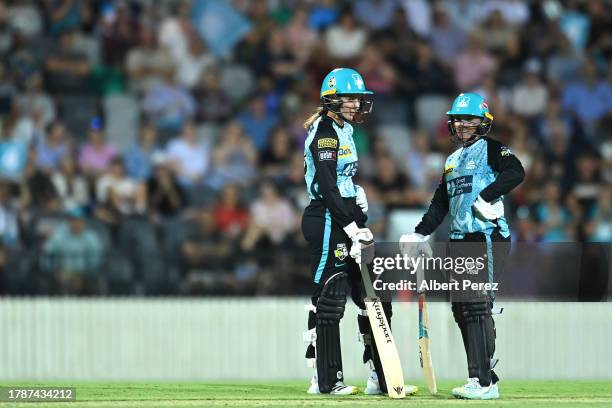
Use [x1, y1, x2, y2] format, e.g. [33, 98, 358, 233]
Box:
[303, 106, 344, 129]
[303, 107, 327, 129]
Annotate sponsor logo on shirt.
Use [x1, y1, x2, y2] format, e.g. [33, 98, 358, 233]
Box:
[318, 138, 337, 149]
[500, 146, 513, 157]
[465, 160, 476, 170]
[338, 145, 352, 158]
[318, 150, 336, 161]
[447, 175, 473, 197]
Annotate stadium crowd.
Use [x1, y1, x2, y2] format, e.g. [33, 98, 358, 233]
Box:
[0, 0, 610, 296]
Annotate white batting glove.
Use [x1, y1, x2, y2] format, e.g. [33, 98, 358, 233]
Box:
[355, 185, 368, 213]
[344, 222, 374, 263]
[399, 233, 433, 258]
[472, 195, 504, 221]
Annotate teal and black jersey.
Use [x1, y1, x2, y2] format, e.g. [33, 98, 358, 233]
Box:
[304, 115, 358, 228]
[415, 137, 525, 239]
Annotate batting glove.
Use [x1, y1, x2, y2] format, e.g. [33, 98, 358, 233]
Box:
[472, 195, 504, 221]
[344, 222, 375, 264]
[399, 233, 433, 259]
[355, 185, 368, 213]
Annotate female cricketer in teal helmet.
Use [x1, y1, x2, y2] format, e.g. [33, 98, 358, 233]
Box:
[301, 68, 417, 396]
[400, 93, 525, 400]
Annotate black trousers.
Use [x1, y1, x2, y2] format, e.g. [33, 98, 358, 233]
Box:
[450, 228, 511, 386]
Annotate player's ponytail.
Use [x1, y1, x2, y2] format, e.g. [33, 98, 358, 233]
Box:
[303, 107, 328, 129]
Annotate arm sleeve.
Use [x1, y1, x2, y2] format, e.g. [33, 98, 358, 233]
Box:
[309, 119, 354, 228]
[414, 174, 449, 236]
[480, 138, 526, 202]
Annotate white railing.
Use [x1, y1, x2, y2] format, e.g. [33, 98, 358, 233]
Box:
[0, 298, 610, 380]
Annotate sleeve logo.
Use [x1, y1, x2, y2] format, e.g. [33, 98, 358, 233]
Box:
[318, 150, 336, 161]
[318, 138, 338, 148]
[500, 146, 513, 157]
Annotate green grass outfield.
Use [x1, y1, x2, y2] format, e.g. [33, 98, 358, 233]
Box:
[0, 381, 611, 408]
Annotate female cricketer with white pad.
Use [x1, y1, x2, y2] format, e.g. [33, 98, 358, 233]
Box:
[301, 68, 416, 396]
[400, 93, 524, 400]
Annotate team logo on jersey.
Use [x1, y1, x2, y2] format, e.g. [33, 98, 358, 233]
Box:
[444, 164, 455, 176]
[500, 146, 513, 157]
[334, 243, 348, 261]
[318, 150, 336, 161]
[338, 145, 352, 158]
[318, 138, 337, 148]
[465, 160, 476, 170]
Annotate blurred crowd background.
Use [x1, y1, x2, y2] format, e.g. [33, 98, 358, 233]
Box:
[0, 0, 610, 296]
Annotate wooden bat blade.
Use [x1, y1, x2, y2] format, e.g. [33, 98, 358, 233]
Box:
[365, 297, 405, 398]
[418, 294, 438, 394]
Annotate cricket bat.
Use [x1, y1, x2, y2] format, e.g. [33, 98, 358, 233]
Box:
[416, 260, 437, 394]
[359, 260, 405, 399]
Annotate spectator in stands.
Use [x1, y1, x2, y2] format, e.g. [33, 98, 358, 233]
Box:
[143, 65, 195, 132]
[96, 157, 147, 221]
[475, 9, 519, 61]
[158, 1, 195, 65]
[126, 25, 172, 95]
[453, 32, 497, 91]
[353, 0, 398, 32]
[535, 181, 574, 242]
[51, 155, 89, 212]
[214, 184, 249, 241]
[124, 123, 160, 181]
[562, 60, 612, 136]
[193, 69, 233, 123]
[181, 207, 232, 280]
[43, 208, 103, 294]
[208, 122, 257, 190]
[237, 95, 278, 152]
[511, 59, 549, 118]
[36, 120, 69, 172]
[546, 34, 584, 86]
[241, 181, 297, 252]
[16, 74, 56, 129]
[371, 153, 418, 209]
[100, 2, 137, 67]
[429, 6, 466, 67]
[165, 121, 210, 188]
[44, 29, 91, 94]
[260, 125, 293, 179]
[309, 0, 339, 31]
[284, 7, 318, 67]
[78, 118, 118, 178]
[147, 153, 186, 219]
[356, 43, 396, 96]
[175, 33, 215, 89]
[43, 0, 83, 35]
[324, 11, 367, 61]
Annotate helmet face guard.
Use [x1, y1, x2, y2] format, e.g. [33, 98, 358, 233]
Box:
[322, 94, 374, 124]
[447, 111, 494, 146]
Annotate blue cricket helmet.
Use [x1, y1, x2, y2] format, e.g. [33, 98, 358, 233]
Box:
[447, 93, 494, 145]
[447, 92, 492, 119]
[320, 68, 374, 98]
